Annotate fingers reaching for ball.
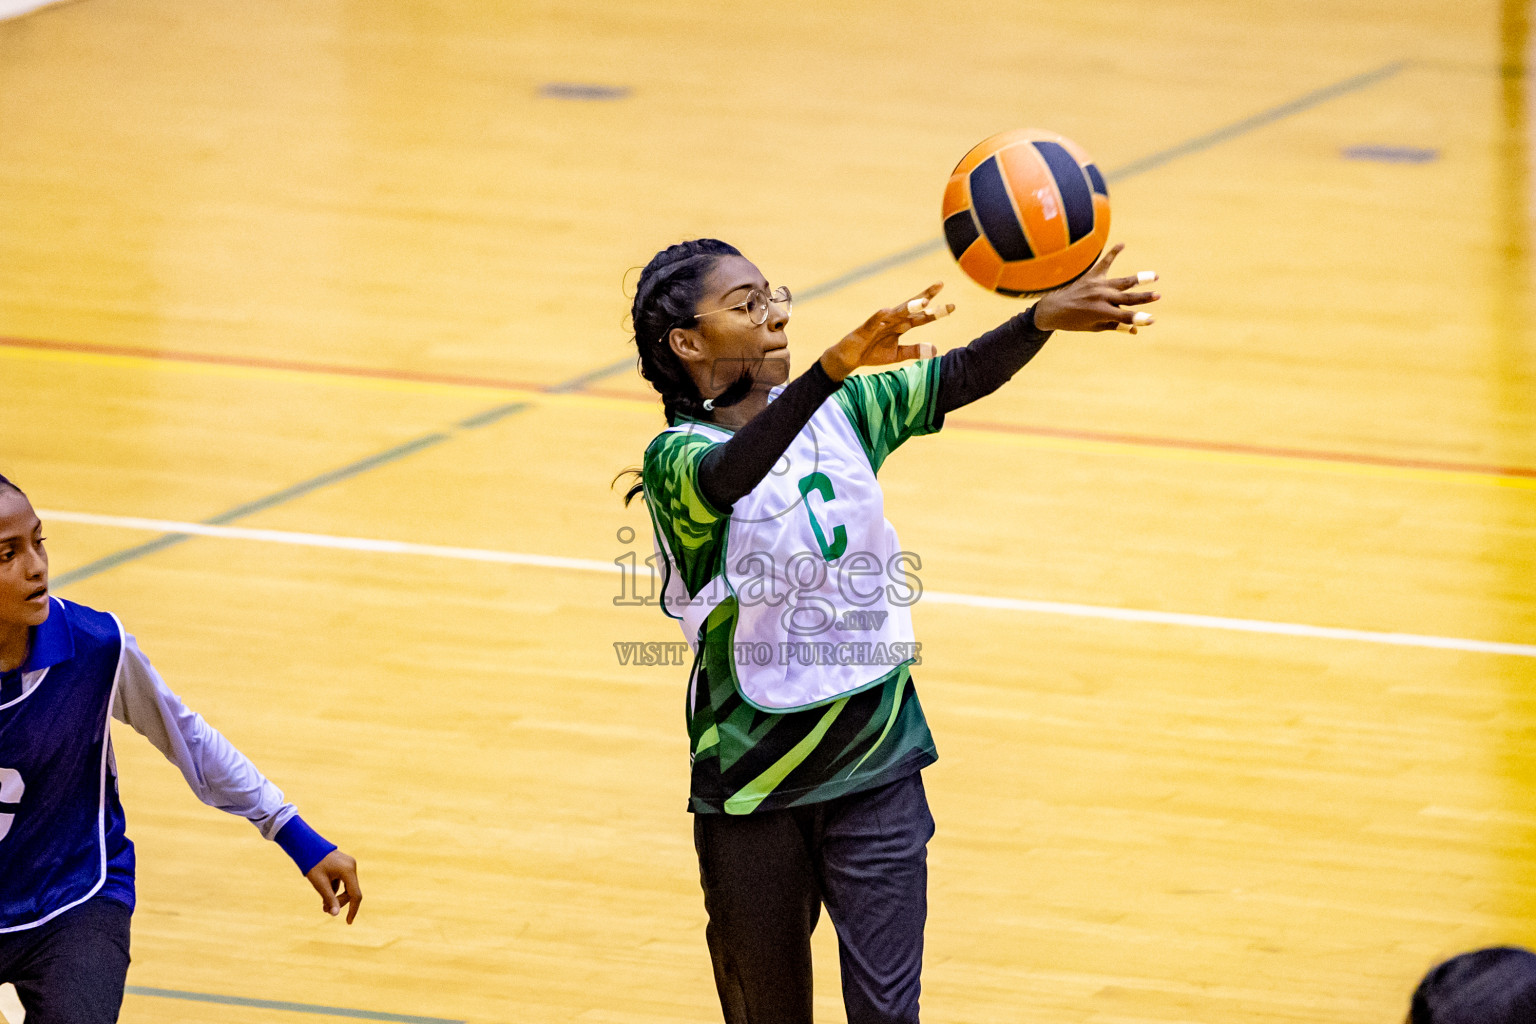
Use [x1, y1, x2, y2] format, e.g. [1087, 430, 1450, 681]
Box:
[1032, 243, 1162, 334]
[895, 285, 956, 334]
[890, 282, 946, 334]
[1107, 269, 1158, 293]
[1093, 243, 1124, 276]
[821, 283, 958, 379]
[1116, 311, 1155, 334]
[907, 281, 945, 307]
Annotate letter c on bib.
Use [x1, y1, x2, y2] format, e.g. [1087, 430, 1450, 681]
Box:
[797, 472, 847, 561]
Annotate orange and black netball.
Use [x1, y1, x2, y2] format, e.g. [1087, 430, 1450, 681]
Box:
[941, 129, 1111, 296]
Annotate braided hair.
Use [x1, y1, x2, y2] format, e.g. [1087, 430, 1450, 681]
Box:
[618, 238, 742, 506]
[632, 238, 742, 425]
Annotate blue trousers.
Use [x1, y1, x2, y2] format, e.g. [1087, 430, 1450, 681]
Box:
[694, 770, 935, 1024]
[0, 897, 131, 1024]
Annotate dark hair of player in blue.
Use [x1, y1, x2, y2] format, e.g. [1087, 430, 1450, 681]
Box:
[0, 474, 20, 497]
[1411, 946, 1536, 1023]
[617, 237, 744, 506]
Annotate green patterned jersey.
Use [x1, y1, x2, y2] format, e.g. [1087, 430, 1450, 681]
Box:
[642, 359, 945, 814]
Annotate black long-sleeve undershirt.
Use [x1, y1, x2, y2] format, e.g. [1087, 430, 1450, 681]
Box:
[933, 305, 1052, 416]
[696, 359, 842, 512]
[696, 307, 1052, 512]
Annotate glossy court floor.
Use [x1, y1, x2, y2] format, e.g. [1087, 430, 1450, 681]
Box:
[2, 0, 1535, 1021]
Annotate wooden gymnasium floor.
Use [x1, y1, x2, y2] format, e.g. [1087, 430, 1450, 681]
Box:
[2, 0, 1535, 1021]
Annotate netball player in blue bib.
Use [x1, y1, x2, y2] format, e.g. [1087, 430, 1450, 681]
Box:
[0, 474, 362, 1024]
[624, 238, 1158, 1024]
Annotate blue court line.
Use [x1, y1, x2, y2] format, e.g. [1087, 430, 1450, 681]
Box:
[51, 403, 529, 589]
[566, 58, 1409, 390]
[795, 237, 952, 303]
[544, 362, 632, 394]
[125, 985, 464, 1023]
[1103, 59, 1407, 181]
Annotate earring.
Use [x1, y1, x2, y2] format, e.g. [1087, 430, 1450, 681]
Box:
[702, 398, 715, 411]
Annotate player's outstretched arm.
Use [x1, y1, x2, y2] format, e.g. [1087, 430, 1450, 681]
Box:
[306, 849, 363, 923]
[1033, 243, 1160, 334]
[113, 633, 360, 920]
[694, 284, 959, 508]
[931, 243, 1160, 417]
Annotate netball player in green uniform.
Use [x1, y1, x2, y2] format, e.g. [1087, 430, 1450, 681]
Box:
[624, 238, 1157, 1024]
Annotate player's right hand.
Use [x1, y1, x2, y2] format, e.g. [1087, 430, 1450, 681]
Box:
[306, 849, 363, 924]
[1032, 244, 1160, 334]
[820, 283, 955, 381]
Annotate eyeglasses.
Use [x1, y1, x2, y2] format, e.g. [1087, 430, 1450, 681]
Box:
[694, 286, 793, 326]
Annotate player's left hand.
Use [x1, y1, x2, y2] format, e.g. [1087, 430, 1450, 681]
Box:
[306, 849, 362, 924]
[820, 282, 956, 381]
[1032, 243, 1161, 334]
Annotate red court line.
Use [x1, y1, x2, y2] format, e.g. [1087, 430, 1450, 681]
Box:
[933, 418, 1536, 480]
[578, 388, 1536, 481]
[7, 333, 1535, 482]
[0, 334, 555, 394]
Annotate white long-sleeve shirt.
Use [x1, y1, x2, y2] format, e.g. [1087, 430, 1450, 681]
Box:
[111, 633, 298, 841]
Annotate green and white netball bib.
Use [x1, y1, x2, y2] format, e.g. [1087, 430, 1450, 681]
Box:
[652, 387, 921, 712]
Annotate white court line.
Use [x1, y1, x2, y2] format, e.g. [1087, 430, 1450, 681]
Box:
[39, 509, 1536, 660]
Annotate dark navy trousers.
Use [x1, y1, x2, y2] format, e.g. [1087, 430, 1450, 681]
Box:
[0, 897, 131, 1024]
[694, 770, 935, 1024]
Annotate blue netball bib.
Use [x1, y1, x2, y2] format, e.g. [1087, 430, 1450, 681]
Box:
[0, 598, 122, 931]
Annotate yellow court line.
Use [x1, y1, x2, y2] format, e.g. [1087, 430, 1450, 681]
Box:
[5, 344, 1533, 491]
